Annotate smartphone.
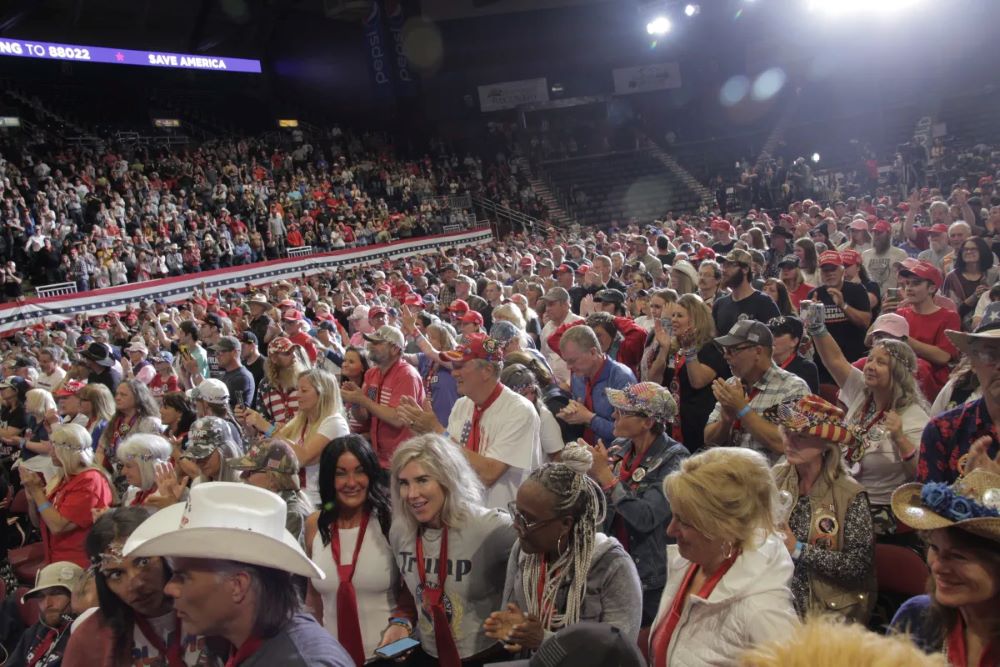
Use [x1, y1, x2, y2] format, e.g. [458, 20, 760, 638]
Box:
[887, 287, 900, 300]
[373, 637, 420, 660]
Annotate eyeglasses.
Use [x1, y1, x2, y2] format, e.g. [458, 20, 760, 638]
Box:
[721, 344, 757, 357]
[507, 501, 562, 534]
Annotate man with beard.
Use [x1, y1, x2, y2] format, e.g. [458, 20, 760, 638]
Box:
[8, 561, 84, 666]
[916, 224, 951, 270]
[861, 221, 908, 290]
[711, 249, 780, 338]
[804, 251, 872, 383]
[917, 302, 1000, 484]
[341, 325, 424, 468]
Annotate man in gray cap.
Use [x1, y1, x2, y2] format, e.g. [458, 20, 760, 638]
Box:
[704, 319, 809, 463]
[540, 287, 583, 386]
[217, 335, 255, 408]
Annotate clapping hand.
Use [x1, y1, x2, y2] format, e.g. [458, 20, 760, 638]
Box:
[146, 461, 189, 509]
[711, 379, 748, 418]
[484, 603, 545, 652]
[558, 399, 594, 425]
[397, 396, 442, 435]
[966, 436, 1000, 476]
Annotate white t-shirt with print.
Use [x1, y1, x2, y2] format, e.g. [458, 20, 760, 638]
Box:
[446, 386, 542, 510]
[840, 367, 927, 506]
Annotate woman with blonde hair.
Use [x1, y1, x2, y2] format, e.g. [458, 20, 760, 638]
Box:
[383, 433, 516, 666]
[243, 367, 348, 508]
[491, 302, 526, 332]
[115, 432, 173, 509]
[252, 336, 311, 428]
[77, 382, 115, 449]
[766, 396, 876, 622]
[808, 314, 928, 538]
[670, 293, 730, 453]
[648, 447, 797, 666]
[22, 388, 58, 455]
[19, 423, 113, 567]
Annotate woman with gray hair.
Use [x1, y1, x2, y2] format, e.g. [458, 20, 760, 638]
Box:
[384, 433, 517, 666]
[18, 423, 113, 567]
[485, 443, 642, 654]
[116, 432, 173, 509]
[500, 363, 564, 461]
[809, 316, 928, 539]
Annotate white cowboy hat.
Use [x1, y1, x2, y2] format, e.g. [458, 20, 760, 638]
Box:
[122, 482, 324, 579]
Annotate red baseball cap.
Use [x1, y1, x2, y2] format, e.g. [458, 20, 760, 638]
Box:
[282, 309, 304, 322]
[448, 299, 470, 313]
[575, 264, 590, 275]
[848, 220, 870, 232]
[695, 247, 716, 261]
[519, 257, 534, 268]
[411, 266, 425, 277]
[898, 259, 943, 289]
[872, 220, 892, 234]
[439, 333, 504, 364]
[928, 224, 949, 235]
[403, 294, 424, 307]
[818, 250, 843, 267]
[840, 249, 861, 267]
[555, 264, 574, 274]
[278, 299, 297, 308]
[368, 306, 387, 318]
[460, 311, 484, 326]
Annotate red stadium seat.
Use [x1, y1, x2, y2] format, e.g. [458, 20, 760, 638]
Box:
[875, 543, 929, 597]
[9, 542, 45, 585]
[14, 587, 39, 627]
[9, 489, 28, 515]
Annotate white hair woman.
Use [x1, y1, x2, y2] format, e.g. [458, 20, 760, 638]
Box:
[648, 448, 798, 666]
[116, 433, 173, 510]
[18, 423, 113, 567]
[809, 315, 929, 539]
[485, 443, 643, 654]
[382, 433, 517, 666]
[23, 387, 58, 456]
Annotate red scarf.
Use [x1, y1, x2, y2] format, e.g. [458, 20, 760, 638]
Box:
[582, 358, 608, 444]
[134, 613, 185, 667]
[331, 513, 371, 666]
[946, 616, 998, 667]
[225, 635, 264, 667]
[670, 353, 685, 442]
[131, 487, 156, 507]
[416, 528, 461, 667]
[466, 383, 503, 454]
[651, 553, 739, 667]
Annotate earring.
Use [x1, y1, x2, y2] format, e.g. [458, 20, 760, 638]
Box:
[721, 541, 735, 560]
[557, 532, 568, 555]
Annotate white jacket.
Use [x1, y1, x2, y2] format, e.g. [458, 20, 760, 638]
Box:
[649, 533, 799, 666]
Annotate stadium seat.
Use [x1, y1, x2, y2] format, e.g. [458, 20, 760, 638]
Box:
[14, 587, 39, 627]
[875, 544, 929, 597]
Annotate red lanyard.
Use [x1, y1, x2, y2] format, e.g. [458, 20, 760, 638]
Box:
[134, 613, 185, 667]
[732, 386, 761, 433]
[466, 383, 503, 454]
[583, 358, 608, 411]
[332, 513, 371, 667]
[415, 527, 461, 667]
[946, 616, 998, 667]
[26, 625, 62, 667]
[652, 553, 739, 667]
[778, 354, 796, 370]
[618, 448, 645, 485]
[225, 635, 264, 667]
[132, 487, 155, 507]
[535, 558, 561, 628]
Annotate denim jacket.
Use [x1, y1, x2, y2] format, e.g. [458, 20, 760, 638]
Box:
[601, 433, 689, 591]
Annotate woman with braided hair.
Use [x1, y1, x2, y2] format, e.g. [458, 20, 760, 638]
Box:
[483, 443, 642, 654]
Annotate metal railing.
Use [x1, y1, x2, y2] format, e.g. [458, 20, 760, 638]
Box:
[34, 282, 78, 299]
[473, 196, 556, 238]
[287, 246, 314, 258]
[419, 193, 473, 209]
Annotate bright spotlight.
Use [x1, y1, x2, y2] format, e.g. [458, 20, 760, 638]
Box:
[646, 16, 672, 36]
[811, 153, 821, 163]
[684, 4, 700, 17]
[806, 0, 925, 16]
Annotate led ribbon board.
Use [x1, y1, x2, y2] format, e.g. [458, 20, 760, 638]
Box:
[0, 38, 261, 73]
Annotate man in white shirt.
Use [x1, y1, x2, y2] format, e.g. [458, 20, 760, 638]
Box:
[861, 220, 908, 290]
[401, 334, 541, 510]
[539, 287, 583, 387]
[35, 347, 67, 393]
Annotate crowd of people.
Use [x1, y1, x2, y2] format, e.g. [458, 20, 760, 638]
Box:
[0, 125, 552, 299]
[0, 134, 996, 667]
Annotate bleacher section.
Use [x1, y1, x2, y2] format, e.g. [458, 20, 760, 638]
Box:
[540, 150, 704, 228]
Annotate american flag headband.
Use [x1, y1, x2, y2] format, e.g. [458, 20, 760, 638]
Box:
[95, 541, 126, 573]
[873, 342, 915, 374]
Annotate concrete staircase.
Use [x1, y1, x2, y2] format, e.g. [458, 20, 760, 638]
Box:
[641, 137, 715, 209]
[515, 157, 574, 227]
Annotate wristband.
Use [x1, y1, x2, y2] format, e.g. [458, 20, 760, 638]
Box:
[900, 448, 917, 462]
[388, 617, 413, 632]
[601, 478, 619, 493]
[735, 405, 752, 420]
[682, 347, 698, 360]
[37, 501, 52, 513]
[791, 541, 804, 561]
[264, 423, 277, 437]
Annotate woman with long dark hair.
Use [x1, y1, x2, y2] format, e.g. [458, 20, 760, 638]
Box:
[943, 235, 997, 330]
[340, 346, 370, 435]
[794, 237, 820, 286]
[159, 391, 197, 458]
[305, 435, 401, 665]
[96, 380, 162, 490]
[63, 507, 212, 666]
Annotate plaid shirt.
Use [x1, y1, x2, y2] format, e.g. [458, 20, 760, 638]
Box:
[707, 363, 810, 464]
[918, 398, 999, 484]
